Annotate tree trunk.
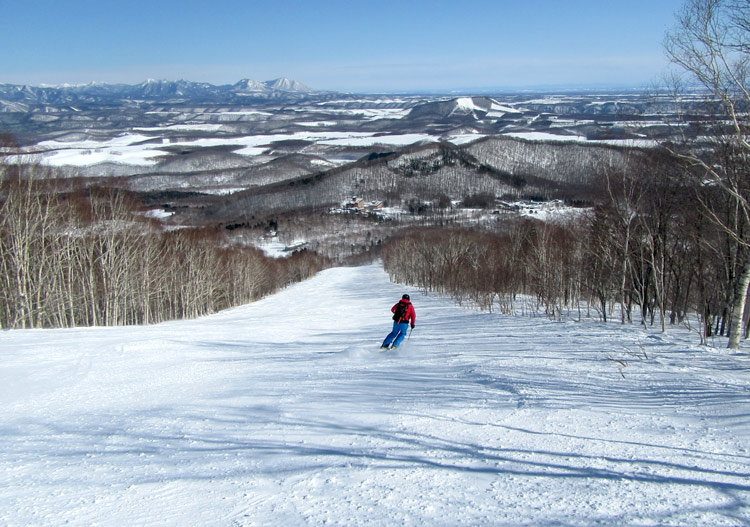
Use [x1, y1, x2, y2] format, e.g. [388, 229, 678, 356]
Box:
[728, 261, 750, 349]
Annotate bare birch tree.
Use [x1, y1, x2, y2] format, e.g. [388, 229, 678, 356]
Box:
[665, 0, 750, 348]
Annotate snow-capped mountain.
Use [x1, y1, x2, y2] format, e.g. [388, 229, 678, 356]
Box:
[232, 77, 313, 94]
[0, 77, 321, 106]
[136, 79, 216, 98]
[266, 77, 312, 92]
[232, 78, 268, 92]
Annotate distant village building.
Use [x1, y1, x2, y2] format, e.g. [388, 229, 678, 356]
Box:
[345, 197, 366, 210]
[343, 196, 384, 212]
[333, 196, 387, 220]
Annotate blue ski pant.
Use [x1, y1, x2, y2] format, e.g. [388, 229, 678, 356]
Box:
[382, 321, 409, 348]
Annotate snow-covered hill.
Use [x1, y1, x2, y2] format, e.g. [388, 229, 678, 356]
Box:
[1, 264, 748, 526]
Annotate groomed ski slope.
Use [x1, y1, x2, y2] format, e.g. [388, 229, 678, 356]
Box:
[1, 263, 749, 526]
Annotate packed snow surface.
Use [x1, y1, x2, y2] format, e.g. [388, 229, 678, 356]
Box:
[1, 264, 749, 526]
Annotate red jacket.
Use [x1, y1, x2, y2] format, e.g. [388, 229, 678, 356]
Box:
[392, 299, 416, 326]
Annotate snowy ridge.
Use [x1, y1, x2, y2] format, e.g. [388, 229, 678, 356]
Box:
[453, 97, 486, 114]
[1, 264, 748, 526]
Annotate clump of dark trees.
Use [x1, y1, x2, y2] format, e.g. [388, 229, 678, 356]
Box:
[0, 164, 329, 329]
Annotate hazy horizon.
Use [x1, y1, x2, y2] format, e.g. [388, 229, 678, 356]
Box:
[7, 77, 667, 97]
[2, 0, 687, 93]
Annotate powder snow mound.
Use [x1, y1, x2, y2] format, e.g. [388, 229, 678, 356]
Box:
[1, 263, 749, 526]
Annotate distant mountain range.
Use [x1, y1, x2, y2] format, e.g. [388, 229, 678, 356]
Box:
[0, 78, 320, 107]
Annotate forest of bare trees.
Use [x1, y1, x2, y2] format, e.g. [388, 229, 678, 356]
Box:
[381, 145, 746, 345]
[0, 163, 328, 329]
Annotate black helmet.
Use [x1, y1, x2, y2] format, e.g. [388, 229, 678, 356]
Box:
[402, 294, 410, 300]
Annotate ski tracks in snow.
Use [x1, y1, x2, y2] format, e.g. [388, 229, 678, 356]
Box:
[1, 264, 749, 526]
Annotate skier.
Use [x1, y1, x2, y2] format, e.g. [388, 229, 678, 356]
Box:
[381, 294, 416, 350]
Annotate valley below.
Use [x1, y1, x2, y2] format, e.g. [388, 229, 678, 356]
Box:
[0, 79, 702, 259]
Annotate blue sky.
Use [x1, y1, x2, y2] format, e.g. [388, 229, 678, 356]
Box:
[1, 0, 687, 92]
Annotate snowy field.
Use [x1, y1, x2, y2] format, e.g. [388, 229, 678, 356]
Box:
[31, 131, 383, 167]
[502, 131, 658, 148]
[24, 130, 445, 168]
[1, 264, 749, 526]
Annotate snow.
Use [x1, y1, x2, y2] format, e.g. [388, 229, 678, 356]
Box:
[34, 131, 380, 167]
[204, 111, 273, 117]
[256, 236, 307, 258]
[37, 134, 167, 167]
[144, 208, 174, 219]
[197, 187, 248, 196]
[1, 263, 749, 526]
[454, 97, 484, 113]
[515, 200, 592, 222]
[305, 107, 411, 120]
[297, 121, 338, 127]
[503, 131, 659, 148]
[445, 132, 486, 145]
[523, 97, 570, 105]
[490, 101, 522, 114]
[503, 131, 590, 143]
[134, 124, 225, 132]
[319, 133, 436, 147]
